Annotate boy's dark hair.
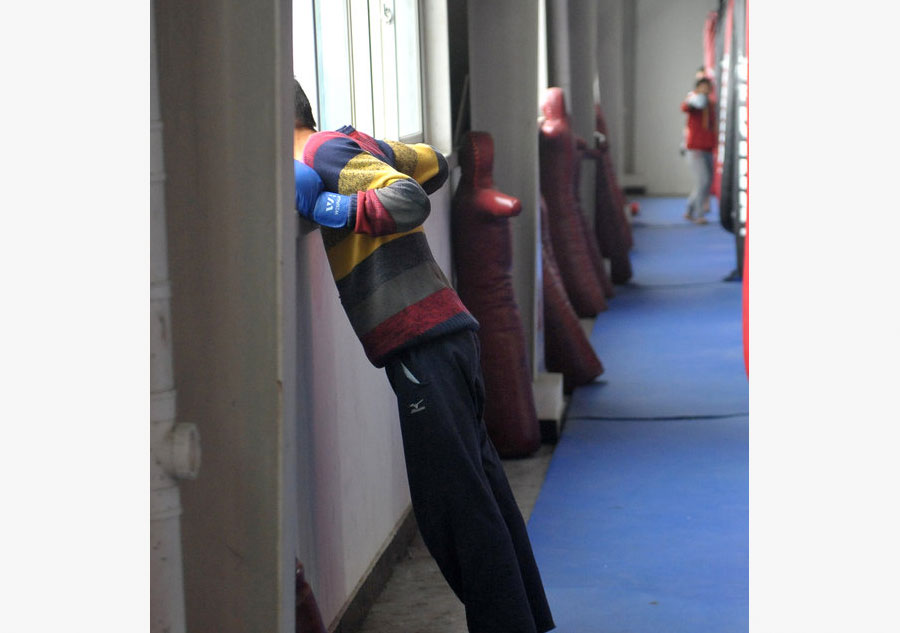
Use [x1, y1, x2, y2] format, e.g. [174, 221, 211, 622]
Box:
[294, 79, 317, 129]
[695, 77, 712, 89]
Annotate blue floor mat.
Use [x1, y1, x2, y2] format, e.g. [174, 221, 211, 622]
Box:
[632, 196, 720, 228]
[525, 196, 748, 632]
[630, 224, 738, 286]
[629, 197, 737, 286]
[528, 416, 749, 633]
[569, 283, 748, 419]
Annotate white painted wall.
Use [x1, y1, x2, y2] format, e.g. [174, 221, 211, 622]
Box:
[633, 0, 717, 194]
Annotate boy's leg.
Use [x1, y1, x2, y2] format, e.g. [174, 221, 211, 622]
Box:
[470, 360, 555, 633]
[385, 332, 547, 633]
[685, 151, 697, 219]
[686, 150, 705, 219]
[699, 150, 714, 217]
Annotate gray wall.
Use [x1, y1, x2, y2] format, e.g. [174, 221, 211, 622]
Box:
[567, 0, 600, 221]
[633, 0, 717, 194]
[595, 0, 627, 181]
[594, 0, 716, 195]
[154, 0, 298, 631]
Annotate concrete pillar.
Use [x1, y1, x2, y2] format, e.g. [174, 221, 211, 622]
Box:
[467, 0, 543, 374]
[150, 7, 201, 632]
[567, 0, 599, 224]
[546, 0, 571, 104]
[595, 0, 628, 180]
[153, 0, 298, 631]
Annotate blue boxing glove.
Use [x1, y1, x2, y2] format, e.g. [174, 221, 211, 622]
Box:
[294, 159, 323, 213]
[294, 160, 354, 229]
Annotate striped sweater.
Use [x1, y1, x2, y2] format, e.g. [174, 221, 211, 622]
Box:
[303, 125, 477, 367]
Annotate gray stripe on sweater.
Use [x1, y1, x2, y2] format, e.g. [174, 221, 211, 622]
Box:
[373, 179, 431, 232]
[346, 260, 449, 336]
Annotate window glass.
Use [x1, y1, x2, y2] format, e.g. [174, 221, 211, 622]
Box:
[293, 0, 319, 126]
[394, 0, 422, 140]
[314, 1, 353, 131]
[304, 0, 423, 140]
[348, 0, 375, 134]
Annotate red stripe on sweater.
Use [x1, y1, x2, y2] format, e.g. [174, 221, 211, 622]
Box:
[360, 288, 469, 361]
[347, 129, 388, 160]
[354, 190, 398, 235]
[302, 131, 346, 166]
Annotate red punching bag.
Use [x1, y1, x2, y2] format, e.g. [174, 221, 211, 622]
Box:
[743, 0, 749, 376]
[590, 105, 633, 284]
[539, 87, 608, 318]
[573, 135, 616, 299]
[540, 197, 604, 393]
[451, 131, 541, 457]
[593, 104, 635, 249]
[296, 560, 327, 633]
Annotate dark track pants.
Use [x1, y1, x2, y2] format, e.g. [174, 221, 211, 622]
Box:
[385, 330, 555, 633]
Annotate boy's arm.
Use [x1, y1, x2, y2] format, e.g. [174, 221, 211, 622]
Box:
[382, 141, 449, 194]
[304, 133, 433, 236]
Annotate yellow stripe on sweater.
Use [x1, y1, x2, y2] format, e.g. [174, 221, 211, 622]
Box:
[410, 144, 440, 183]
[327, 226, 425, 281]
[337, 152, 411, 196]
[384, 141, 441, 184]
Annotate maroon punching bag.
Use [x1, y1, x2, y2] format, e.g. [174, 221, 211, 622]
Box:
[594, 105, 634, 250]
[451, 131, 541, 458]
[296, 560, 327, 633]
[540, 197, 604, 393]
[589, 105, 633, 284]
[573, 135, 616, 298]
[539, 87, 608, 318]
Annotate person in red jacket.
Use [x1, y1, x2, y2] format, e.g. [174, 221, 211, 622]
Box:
[681, 76, 717, 224]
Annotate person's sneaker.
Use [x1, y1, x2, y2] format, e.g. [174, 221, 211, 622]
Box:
[693, 216, 708, 225]
[684, 212, 692, 221]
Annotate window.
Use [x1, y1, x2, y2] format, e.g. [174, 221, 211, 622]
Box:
[293, 0, 320, 126]
[295, 0, 425, 143]
[393, 0, 423, 139]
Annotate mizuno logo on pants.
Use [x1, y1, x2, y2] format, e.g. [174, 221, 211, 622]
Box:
[409, 399, 426, 414]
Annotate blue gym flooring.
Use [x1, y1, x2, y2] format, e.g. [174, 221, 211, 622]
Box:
[527, 197, 749, 632]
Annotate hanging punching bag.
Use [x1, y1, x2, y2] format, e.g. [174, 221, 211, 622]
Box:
[703, 10, 718, 79]
[539, 87, 609, 317]
[593, 104, 635, 249]
[742, 0, 749, 375]
[296, 560, 327, 633]
[714, 0, 735, 232]
[540, 197, 604, 393]
[715, 0, 748, 277]
[588, 105, 633, 284]
[451, 131, 542, 457]
[574, 136, 615, 299]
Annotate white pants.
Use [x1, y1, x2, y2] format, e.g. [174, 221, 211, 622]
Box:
[686, 149, 713, 219]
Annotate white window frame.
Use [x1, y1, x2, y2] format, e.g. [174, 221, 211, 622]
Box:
[293, 0, 320, 127]
[304, 0, 425, 143]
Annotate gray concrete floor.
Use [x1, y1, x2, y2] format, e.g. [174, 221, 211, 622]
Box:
[357, 443, 556, 633]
